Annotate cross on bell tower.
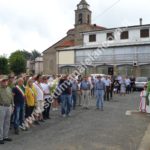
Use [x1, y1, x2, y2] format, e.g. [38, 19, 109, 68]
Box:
[75, 0, 92, 26]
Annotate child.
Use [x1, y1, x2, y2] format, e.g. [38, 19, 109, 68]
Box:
[139, 85, 147, 112]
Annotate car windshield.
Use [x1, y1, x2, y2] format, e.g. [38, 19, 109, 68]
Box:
[136, 77, 148, 82]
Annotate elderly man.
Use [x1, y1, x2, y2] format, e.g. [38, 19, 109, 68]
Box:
[0, 76, 13, 144]
[80, 76, 91, 109]
[95, 76, 106, 111]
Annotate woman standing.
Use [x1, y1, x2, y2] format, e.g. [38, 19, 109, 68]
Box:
[139, 85, 147, 112]
[25, 79, 37, 120]
[146, 81, 150, 113]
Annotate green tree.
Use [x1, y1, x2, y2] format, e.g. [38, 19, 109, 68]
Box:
[9, 50, 26, 75]
[31, 50, 41, 60]
[21, 50, 32, 60]
[0, 56, 9, 74]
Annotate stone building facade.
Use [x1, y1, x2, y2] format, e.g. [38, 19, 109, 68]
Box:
[57, 24, 150, 77]
[26, 57, 43, 75]
[43, 0, 105, 74]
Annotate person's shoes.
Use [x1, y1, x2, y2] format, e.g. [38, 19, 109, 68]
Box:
[4, 138, 12, 142]
[46, 117, 51, 119]
[0, 140, 4, 144]
[40, 119, 45, 123]
[43, 117, 47, 120]
[62, 114, 66, 118]
[14, 128, 19, 135]
[19, 125, 26, 131]
[34, 121, 40, 125]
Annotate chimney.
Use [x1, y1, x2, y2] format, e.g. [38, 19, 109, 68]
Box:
[140, 18, 142, 26]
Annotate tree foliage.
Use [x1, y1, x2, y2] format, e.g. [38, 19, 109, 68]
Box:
[9, 50, 26, 75]
[0, 56, 9, 74]
[8, 49, 41, 75]
[30, 50, 41, 60]
[21, 50, 32, 60]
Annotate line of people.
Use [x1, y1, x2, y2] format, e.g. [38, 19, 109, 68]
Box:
[0, 73, 136, 145]
[0, 74, 52, 144]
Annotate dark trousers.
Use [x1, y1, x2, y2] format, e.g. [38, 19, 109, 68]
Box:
[104, 86, 110, 101]
[72, 91, 77, 109]
[25, 106, 34, 118]
[110, 88, 113, 99]
[126, 85, 131, 94]
[91, 88, 95, 96]
[43, 98, 51, 119]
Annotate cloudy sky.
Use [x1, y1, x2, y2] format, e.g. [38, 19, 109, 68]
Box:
[0, 0, 149, 56]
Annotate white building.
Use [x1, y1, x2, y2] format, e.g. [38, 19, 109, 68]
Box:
[57, 23, 150, 77]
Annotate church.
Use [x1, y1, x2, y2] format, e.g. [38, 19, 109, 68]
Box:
[43, 0, 106, 74]
[43, 0, 150, 77]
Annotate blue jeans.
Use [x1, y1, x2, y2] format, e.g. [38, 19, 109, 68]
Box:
[61, 94, 72, 115]
[14, 104, 24, 129]
[96, 90, 104, 109]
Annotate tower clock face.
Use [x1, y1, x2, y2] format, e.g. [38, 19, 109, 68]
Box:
[79, 4, 83, 9]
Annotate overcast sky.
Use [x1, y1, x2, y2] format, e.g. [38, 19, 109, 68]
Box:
[0, 0, 149, 56]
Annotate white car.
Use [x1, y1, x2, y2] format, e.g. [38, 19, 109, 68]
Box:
[135, 77, 148, 90]
[90, 74, 106, 79]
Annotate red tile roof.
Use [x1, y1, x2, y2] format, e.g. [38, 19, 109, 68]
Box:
[57, 40, 75, 48]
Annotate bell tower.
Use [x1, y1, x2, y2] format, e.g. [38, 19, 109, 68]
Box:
[75, 0, 91, 26]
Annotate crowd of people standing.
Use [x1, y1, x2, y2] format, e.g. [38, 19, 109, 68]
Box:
[0, 73, 146, 145]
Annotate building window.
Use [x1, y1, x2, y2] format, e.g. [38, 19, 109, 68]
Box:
[120, 31, 129, 39]
[140, 29, 149, 38]
[107, 32, 114, 40]
[89, 34, 96, 42]
[87, 15, 90, 24]
[78, 13, 83, 24]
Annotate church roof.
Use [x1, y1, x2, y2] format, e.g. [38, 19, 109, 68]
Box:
[78, 0, 89, 6]
[90, 24, 107, 30]
[57, 40, 75, 48]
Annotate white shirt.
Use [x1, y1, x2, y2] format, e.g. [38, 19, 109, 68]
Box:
[33, 81, 44, 101]
[104, 79, 111, 86]
[125, 79, 131, 86]
[41, 83, 50, 99]
[78, 83, 81, 90]
[117, 76, 122, 84]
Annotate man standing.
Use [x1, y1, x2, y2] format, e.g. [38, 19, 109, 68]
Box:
[59, 75, 72, 117]
[77, 80, 82, 106]
[0, 76, 13, 144]
[95, 76, 106, 111]
[80, 76, 91, 109]
[125, 76, 131, 94]
[103, 76, 111, 101]
[13, 78, 25, 134]
[71, 79, 78, 110]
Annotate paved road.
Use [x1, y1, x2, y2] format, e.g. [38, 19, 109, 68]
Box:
[2, 92, 150, 150]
